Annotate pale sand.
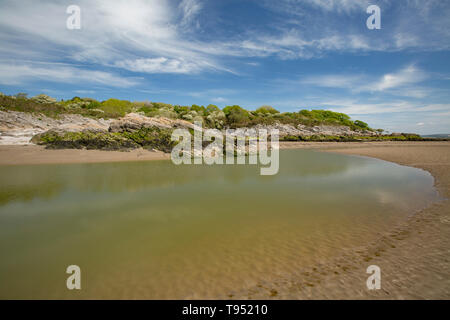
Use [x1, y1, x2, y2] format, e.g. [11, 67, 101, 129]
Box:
[0, 145, 170, 165]
[0, 141, 449, 299]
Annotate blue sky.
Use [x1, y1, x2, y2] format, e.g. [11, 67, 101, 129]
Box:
[0, 0, 449, 134]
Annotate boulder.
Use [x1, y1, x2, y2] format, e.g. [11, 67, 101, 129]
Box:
[109, 113, 193, 133]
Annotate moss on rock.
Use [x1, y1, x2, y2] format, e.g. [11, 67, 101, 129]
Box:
[32, 127, 176, 152]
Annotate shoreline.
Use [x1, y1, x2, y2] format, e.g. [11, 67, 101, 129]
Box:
[323, 141, 450, 299]
[1, 141, 448, 166]
[246, 141, 450, 299]
[0, 144, 170, 166]
[1, 141, 449, 299]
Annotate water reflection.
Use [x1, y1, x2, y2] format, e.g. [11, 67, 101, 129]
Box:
[0, 149, 440, 299]
[0, 150, 356, 205]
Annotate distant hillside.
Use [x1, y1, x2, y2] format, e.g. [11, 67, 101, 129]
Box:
[422, 134, 450, 138]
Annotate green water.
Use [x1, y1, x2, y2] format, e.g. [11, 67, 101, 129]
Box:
[0, 149, 439, 299]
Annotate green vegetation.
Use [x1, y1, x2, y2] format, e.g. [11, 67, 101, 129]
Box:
[223, 105, 250, 127]
[0, 92, 376, 132]
[255, 105, 280, 115]
[31, 130, 138, 150]
[32, 127, 175, 152]
[280, 133, 424, 142]
[120, 127, 175, 152]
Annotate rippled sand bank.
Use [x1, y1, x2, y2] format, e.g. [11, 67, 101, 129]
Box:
[243, 141, 450, 299]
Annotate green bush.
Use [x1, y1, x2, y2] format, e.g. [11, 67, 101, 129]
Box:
[223, 105, 250, 128]
[190, 104, 206, 116]
[205, 104, 220, 115]
[0, 94, 66, 117]
[99, 99, 134, 117]
[354, 120, 369, 130]
[255, 105, 280, 114]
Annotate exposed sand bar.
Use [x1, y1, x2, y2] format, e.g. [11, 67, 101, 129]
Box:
[0, 145, 170, 165]
[268, 140, 449, 299]
[1, 141, 448, 167]
[326, 142, 450, 299]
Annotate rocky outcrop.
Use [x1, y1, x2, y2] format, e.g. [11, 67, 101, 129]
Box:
[0, 110, 111, 145]
[108, 113, 194, 133]
[227, 123, 377, 138]
[1, 110, 377, 148]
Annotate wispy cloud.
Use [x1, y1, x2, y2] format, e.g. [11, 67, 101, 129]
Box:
[365, 66, 427, 92]
[115, 57, 207, 74]
[0, 62, 138, 87]
[301, 74, 364, 89]
[0, 0, 448, 85]
[178, 0, 203, 28]
[302, 0, 372, 13]
[0, 0, 221, 82]
[300, 66, 428, 96]
[322, 100, 450, 115]
[211, 97, 227, 103]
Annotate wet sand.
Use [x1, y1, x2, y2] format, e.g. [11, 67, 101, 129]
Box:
[0, 141, 449, 299]
[0, 145, 169, 165]
[250, 141, 450, 299]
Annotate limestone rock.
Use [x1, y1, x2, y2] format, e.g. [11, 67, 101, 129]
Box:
[109, 113, 193, 133]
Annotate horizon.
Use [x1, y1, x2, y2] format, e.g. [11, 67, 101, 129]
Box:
[0, 0, 449, 134]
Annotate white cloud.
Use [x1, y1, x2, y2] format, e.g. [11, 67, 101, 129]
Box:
[0, 63, 137, 87]
[0, 0, 449, 85]
[212, 97, 226, 103]
[178, 0, 202, 28]
[301, 74, 364, 89]
[257, 0, 450, 56]
[322, 100, 450, 115]
[303, 0, 371, 13]
[0, 0, 221, 82]
[300, 66, 428, 95]
[115, 57, 205, 74]
[366, 66, 427, 92]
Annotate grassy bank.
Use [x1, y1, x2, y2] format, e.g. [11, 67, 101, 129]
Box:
[280, 133, 426, 142]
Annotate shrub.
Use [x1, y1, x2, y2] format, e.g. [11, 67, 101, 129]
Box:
[190, 104, 206, 116]
[0, 94, 66, 117]
[223, 105, 250, 128]
[354, 120, 369, 130]
[99, 99, 134, 117]
[15, 93, 28, 99]
[255, 105, 279, 114]
[205, 104, 220, 115]
[206, 110, 226, 128]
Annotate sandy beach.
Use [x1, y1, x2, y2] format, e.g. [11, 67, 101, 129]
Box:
[0, 145, 170, 165]
[0, 141, 449, 299]
[270, 140, 450, 299]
